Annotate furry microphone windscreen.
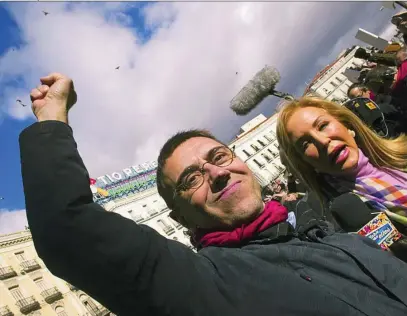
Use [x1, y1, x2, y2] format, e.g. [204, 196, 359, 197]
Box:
[230, 65, 280, 115]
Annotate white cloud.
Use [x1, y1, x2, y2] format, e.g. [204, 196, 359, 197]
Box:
[0, 209, 28, 235]
[0, 2, 397, 178]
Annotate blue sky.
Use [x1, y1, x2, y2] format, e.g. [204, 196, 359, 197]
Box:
[0, 2, 398, 233]
[0, 2, 149, 211]
[0, 4, 27, 211]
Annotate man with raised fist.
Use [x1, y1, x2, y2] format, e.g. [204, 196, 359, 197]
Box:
[20, 73, 407, 316]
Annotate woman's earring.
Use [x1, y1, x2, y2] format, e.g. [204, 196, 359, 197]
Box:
[348, 129, 356, 138]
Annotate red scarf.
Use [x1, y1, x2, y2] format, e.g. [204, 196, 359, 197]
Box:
[196, 201, 288, 248]
[393, 60, 407, 92]
[368, 91, 376, 101]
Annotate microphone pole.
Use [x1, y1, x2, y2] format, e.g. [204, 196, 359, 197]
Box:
[270, 90, 295, 101]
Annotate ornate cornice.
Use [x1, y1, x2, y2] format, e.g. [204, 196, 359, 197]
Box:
[0, 233, 33, 249]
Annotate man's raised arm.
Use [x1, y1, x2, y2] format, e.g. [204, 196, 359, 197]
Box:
[19, 73, 211, 316]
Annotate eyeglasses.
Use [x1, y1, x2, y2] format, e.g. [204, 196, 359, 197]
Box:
[173, 146, 235, 199]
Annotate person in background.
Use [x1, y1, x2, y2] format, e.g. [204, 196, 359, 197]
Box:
[276, 97, 407, 219]
[346, 83, 403, 136]
[391, 46, 407, 113]
[347, 83, 376, 101]
[20, 73, 407, 316]
[279, 149, 338, 229]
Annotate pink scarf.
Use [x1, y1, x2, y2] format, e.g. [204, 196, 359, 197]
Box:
[196, 201, 288, 248]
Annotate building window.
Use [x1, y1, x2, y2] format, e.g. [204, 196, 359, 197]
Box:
[253, 159, 265, 168]
[250, 144, 260, 152]
[128, 210, 143, 223]
[9, 285, 40, 314]
[274, 163, 285, 172]
[330, 81, 338, 88]
[267, 148, 277, 158]
[335, 76, 343, 83]
[15, 251, 27, 262]
[257, 140, 266, 147]
[168, 215, 182, 229]
[34, 277, 48, 292]
[242, 149, 251, 158]
[264, 135, 272, 142]
[15, 251, 41, 273]
[261, 153, 272, 163]
[273, 143, 280, 150]
[144, 204, 158, 217]
[83, 300, 99, 315]
[157, 219, 175, 236]
[55, 306, 68, 316]
[9, 286, 24, 301]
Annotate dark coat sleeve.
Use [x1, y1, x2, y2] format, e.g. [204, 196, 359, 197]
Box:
[19, 121, 216, 316]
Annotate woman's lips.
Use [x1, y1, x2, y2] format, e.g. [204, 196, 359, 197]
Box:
[217, 181, 241, 201]
[334, 146, 349, 165]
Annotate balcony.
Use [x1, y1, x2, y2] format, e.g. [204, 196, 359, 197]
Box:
[41, 287, 63, 304]
[0, 266, 17, 280]
[0, 305, 14, 316]
[162, 226, 175, 236]
[16, 296, 40, 315]
[20, 260, 41, 273]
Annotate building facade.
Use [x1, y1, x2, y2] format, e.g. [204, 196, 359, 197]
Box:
[100, 187, 193, 249]
[90, 162, 194, 249]
[303, 45, 365, 103]
[229, 113, 286, 187]
[0, 230, 113, 316]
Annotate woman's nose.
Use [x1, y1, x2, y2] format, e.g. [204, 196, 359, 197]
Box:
[312, 132, 331, 148]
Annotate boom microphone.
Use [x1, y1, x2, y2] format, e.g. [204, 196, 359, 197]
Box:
[230, 66, 290, 116]
[331, 193, 407, 262]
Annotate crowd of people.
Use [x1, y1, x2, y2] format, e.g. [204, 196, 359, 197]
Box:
[17, 11, 407, 316]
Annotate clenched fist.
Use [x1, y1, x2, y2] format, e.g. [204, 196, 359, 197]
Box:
[30, 73, 77, 124]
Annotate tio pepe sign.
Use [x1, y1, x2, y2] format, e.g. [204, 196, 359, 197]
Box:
[96, 161, 158, 187]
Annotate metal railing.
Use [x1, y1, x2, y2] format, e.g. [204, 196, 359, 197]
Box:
[0, 305, 14, 316]
[20, 260, 41, 273]
[41, 287, 63, 304]
[0, 266, 17, 280]
[15, 296, 40, 314]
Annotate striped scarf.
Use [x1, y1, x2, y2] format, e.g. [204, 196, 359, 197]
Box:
[326, 175, 407, 215]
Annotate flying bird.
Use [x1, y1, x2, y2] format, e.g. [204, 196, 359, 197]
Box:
[17, 99, 28, 107]
[115, 66, 120, 70]
[42, 11, 49, 16]
[236, 72, 238, 75]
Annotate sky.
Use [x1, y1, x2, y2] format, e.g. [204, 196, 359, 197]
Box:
[0, 2, 399, 234]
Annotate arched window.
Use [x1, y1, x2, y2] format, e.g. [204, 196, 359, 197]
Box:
[55, 305, 68, 316]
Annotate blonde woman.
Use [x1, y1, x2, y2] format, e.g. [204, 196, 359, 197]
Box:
[276, 97, 407, 216]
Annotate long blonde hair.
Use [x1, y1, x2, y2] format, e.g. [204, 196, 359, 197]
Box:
[276, 97, 407, 202]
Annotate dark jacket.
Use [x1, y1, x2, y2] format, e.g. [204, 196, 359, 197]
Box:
[20, 121, 407, 316]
